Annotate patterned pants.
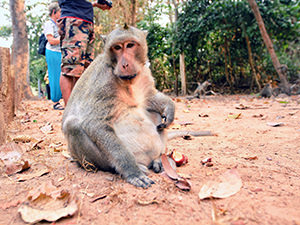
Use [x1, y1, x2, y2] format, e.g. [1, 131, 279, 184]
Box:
[57, 17, 95, 78]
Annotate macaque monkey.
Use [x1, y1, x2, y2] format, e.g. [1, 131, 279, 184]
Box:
[260, 81, 273, 98]
[62, 25, 175, 188]
[193, 81, 211, 98]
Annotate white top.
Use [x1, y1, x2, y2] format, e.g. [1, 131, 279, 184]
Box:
[44, 19, 60, 52]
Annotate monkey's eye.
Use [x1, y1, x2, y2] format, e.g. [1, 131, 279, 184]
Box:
[113, 45, 122, 51]
[126, 43, 135, 48]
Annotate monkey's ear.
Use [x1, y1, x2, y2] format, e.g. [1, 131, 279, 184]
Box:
[143, 30, 148, 38]
[100, 35, 107, 45]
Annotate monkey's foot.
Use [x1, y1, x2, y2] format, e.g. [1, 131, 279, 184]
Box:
[151, 158, 163, 173]
[126, 173, 154, 188]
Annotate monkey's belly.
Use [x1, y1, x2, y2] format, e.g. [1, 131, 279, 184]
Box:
[114, 112, 165, 167]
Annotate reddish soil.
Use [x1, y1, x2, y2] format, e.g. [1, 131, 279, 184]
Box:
[0, 95, 299, 225]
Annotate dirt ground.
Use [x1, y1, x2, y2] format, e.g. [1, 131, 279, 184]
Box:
[0, 94, 299, 225]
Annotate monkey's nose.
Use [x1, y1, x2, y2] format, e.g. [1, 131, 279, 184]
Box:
[122, 63, 129, 69]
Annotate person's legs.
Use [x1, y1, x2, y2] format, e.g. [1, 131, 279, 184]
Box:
[46, 49, 63, 109]
[57, 18, 94, 106]
[46, 84, 51, 100]
[60, 75, 79, 105]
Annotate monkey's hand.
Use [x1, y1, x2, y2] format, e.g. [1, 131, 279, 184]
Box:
[126, 173, 154, 188]
[156, 115, 167, 131]
[147, 92, 175, 130]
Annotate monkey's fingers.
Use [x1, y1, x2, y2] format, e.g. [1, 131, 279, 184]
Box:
[126, 174, 155, 188]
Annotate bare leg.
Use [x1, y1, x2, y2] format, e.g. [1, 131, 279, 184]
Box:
[60, 75, 79, 106]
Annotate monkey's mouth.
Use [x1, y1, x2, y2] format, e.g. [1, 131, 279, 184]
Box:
[119, 74, 137, 80]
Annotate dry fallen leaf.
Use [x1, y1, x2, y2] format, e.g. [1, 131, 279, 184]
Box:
[244, 156, 258, 160]
[235, 104, 249, 110]
[199, 169, 242, 200]
[0, 142, 30, 175]
[228, 113, 242, 119]
[61, 150, 71, 159]
[137, 198, 159, 206]
[12, 135, 37, 143]
[18, 182, 78, 224]
[267, 122, 284, 127]
[40, 122, 54, 134]
[16, 167, 50, 182]
[161, 154, 191, 191]
[49, 142, 63, 152]
[199, 114, 209, 117]
[252, 114, 264, 118]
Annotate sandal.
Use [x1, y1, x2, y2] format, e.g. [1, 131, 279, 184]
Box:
[53, 102, 64, 110]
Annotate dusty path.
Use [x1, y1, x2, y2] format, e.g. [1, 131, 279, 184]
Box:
[0, 95, 299, 225]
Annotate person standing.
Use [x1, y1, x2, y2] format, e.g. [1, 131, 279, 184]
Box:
[44, 70, 51, 100]
[44, 2, 64, 110]
[57, 0, 111, 105]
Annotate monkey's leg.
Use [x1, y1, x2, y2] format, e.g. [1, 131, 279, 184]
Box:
[63, 117, 112, 171]
[64, 116, 154, 188]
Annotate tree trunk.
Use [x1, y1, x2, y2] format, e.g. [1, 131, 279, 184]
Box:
[248, 0, 290, 94]
[223, 45, 232, 92]
[243, 24, 261, 91]
[130, 0, 136, 26]
[10, 0, 33, 107]
[179, 53, 186, 95]
[0, 48, 15, 144]
[171, 0, 180, 96]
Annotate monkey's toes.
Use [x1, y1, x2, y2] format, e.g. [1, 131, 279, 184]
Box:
[151, 159, 163, 173]
[126, 174, 155, 188]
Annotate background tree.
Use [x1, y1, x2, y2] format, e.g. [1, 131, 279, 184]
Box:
[175, 0, 299, 94]
[248, 0, 290, 94]
[9, 0, 33, 109]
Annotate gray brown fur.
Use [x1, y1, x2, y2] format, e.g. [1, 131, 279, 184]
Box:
[260, 82, 273, 98]
[193, 81, 211, 98]
[62, 26, 175, 188]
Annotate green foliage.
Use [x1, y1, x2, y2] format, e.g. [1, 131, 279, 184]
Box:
[0, 25, 12, 39]
[173, 0, 300, 93]
[137, 5, 175, 90]
[30, 57, 47, 87]
[26, 2, 48, 88]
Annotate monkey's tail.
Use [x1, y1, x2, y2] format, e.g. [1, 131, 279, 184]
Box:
[167, 130, 215, 140]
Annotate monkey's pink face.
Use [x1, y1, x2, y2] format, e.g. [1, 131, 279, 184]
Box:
[111, 40, 143, 80]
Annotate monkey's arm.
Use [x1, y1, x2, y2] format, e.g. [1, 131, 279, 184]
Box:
[146, 92, 175, 129]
